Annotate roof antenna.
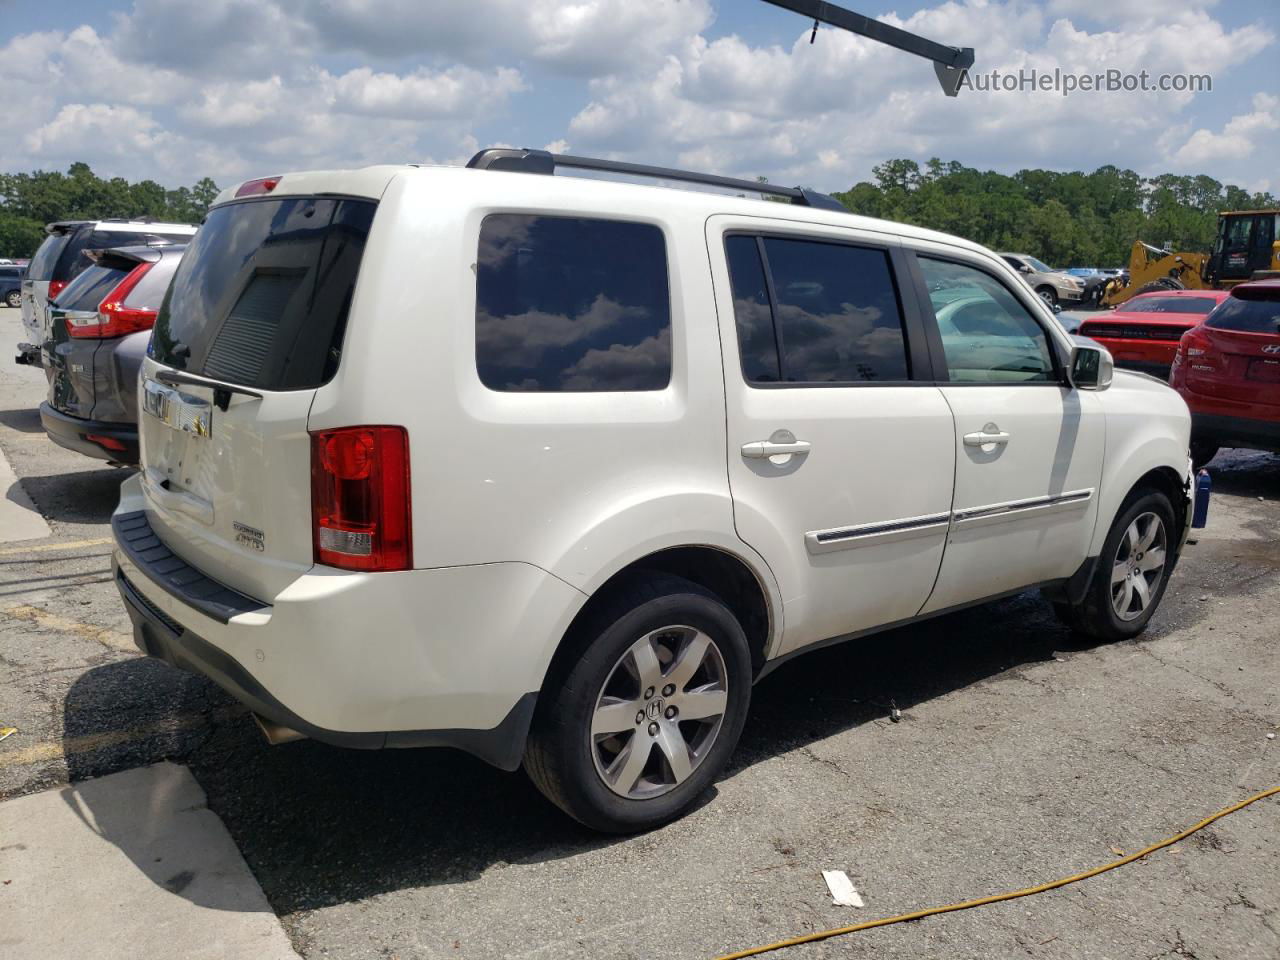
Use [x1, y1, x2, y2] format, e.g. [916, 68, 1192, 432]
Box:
[810, 18, 819, 43]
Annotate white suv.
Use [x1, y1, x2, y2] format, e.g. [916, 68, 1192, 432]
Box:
[112, 149, 1194, 832]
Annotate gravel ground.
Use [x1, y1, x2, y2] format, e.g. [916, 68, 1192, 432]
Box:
[1, 305, 1276, 960]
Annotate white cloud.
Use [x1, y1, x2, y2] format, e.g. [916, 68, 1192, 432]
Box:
[566, 5, 1274, 190]
[0, 0, 1274, 194]
[1170, 94, 1280, 167]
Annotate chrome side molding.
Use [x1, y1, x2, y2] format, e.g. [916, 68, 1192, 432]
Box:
[805, 511, 951, 555]
[951, 488, 1095, 528]
[804, 489, 1095, 554]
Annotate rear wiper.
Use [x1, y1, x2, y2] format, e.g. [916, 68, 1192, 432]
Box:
[154, 369, 263, 412]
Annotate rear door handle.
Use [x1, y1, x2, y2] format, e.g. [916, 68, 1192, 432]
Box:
[963, 430, 1010, 446]
[742, 439, 812, 459]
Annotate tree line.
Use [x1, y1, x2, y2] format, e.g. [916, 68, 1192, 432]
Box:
[3, 157, 1275, 268]
[0, 162, 219, 258]
[832, 159, 1277, 269]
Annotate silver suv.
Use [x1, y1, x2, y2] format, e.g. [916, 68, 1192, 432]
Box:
[999, 253, 1085, 309]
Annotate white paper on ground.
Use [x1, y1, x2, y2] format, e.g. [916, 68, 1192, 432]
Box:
[822, 869, 865, 907]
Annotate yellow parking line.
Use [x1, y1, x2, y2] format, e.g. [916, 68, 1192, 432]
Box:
[0, 538, 112, 557]
[3, 604, 135, 653]
[0, 712, 231, 769]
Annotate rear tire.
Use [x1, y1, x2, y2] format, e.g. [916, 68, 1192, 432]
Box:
[4, 291, 19, 308]
[524, 574, 752, 833]
[1053, 489, 1177, 642]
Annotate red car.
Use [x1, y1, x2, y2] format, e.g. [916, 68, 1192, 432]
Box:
[1078, 289, 1231, 379]
[1170, 280, 1280, 467]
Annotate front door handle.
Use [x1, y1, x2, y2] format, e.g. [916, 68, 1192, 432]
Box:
[963, 430, 1010, 447]
[742, 439, 812, 459]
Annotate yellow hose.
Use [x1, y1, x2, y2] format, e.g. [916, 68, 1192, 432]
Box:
[715, 784, 1280, 960]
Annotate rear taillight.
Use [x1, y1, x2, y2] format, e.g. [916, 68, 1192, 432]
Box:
[1174, 328, 1216, 371]
[235, 176, 281, 198]
[67, 262, 158, 339]
[310, 426, 412, 572]
[47, 279, 67, 301]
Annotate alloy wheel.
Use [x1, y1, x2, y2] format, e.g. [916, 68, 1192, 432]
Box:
[1111, 511, 1167, 621]
[590, 625, 728, 800]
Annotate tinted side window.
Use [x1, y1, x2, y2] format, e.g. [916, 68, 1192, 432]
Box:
[760, 237, 909, 383]
[475, 214, 671, 392]
[1206, 295, 1280, 333]
[724, 236, 780, 382]
[919, 257, 1056, 383]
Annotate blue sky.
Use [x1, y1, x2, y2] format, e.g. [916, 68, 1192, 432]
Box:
[2, 0, 1276, 194]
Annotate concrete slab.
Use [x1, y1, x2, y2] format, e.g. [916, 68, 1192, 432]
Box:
[0, 762, 298, 960]
[0, 443, 50, 543]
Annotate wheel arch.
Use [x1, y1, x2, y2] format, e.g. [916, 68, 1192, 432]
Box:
[537, 543, 781, 698]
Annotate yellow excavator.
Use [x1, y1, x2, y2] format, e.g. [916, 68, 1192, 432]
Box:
[1102, 209, 1280, 306]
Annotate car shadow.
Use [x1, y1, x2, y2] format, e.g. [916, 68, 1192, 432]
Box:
[16, 466, 133, 525]
[62, 587, 1114, 917]
[0, 407, 44, 434]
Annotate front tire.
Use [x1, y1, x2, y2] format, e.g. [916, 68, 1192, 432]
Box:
[4, 291, 19, 308]
[524, 574, 752, 833]
[1054, 489, 1177, 642]
[1037, 286, 1058, 308]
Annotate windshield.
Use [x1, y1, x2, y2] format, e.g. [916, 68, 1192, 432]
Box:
[1127, 297, 1220, 315]
[1025, 256, 1055, 273]
[151, 197, 376, 389]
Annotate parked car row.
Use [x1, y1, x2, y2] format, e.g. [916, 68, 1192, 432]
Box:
[16, 217, 197, 462]
[18, 218, 196, 366]
[1076, 282, 1280, 467]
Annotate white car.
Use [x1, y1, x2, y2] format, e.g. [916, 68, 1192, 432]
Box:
[112, 150, 1195, 832]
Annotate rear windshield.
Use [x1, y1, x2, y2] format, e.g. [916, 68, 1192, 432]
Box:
[151, 197, 376, 389]
[54, 229, 192, 284]
[1127, 296, 1220, 314]
[28, 234, 69, 280]
[56, 263, 131, 311]
[1206, 293, 1280, 333]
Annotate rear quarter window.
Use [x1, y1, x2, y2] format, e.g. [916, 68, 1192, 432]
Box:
[475, 214, 672, 392]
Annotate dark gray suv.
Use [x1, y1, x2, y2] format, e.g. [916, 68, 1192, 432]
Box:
[40, 244, 188, 464]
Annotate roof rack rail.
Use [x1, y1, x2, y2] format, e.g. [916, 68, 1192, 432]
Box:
[466, 148, 848, 213]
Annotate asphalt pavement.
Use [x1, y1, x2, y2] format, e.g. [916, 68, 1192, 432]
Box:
[0, 305, 1276, 960]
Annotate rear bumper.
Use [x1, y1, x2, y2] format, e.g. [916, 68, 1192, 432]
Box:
[110, 475, 584, 769]
[39, 402, 138, 464]
[1190, 412, 1280, 453]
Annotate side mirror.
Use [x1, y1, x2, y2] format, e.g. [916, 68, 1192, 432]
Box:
[1019, 264, 1033, 274]
[1069, 340, 1113, 391]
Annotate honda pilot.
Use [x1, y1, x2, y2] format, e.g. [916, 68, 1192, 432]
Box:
[112, 150, 1197, 832]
